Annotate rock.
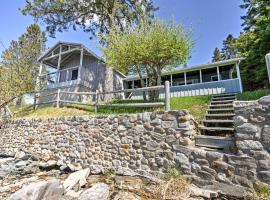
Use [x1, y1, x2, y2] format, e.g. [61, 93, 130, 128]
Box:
[259, 95, 270, 105]
[63, 168, 90, 192]
[206, 151, 223, 162]
[161, 120, 177, 129]
[216, 173, 232, 184]
[258, 171, 270, 184]
[233, 175, 253, 188]
[175, 153, 189, 166]
[172, 144, 192, 156]
[146, 141, 160, 151]
[112, 191, 140, 200]
[236, 140, 263, 151]
[39, 160, 58, 171]
[8, 179, 64, 200]
[79, 183, 110, 200]
[190, 184, 218, 199]
[262, 125, 270, 149]
[203, 182, 247, 199]
[234, 116, 248, 126]
[235, 123, 258, 137]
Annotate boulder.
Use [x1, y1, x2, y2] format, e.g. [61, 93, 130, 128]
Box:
[235, 123, 258, 137]
[236, 140, 263, 151]
[259, 95, 270, 105]
[63, 168, 90, 192]
[8, 179, 64, 200]
[190, 184, 218, 199]
[79, 183, 110, 200]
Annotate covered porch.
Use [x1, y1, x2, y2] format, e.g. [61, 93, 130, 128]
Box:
[124, 58, 244, 99]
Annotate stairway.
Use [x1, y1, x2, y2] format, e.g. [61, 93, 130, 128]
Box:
[195, 93, 237, 152]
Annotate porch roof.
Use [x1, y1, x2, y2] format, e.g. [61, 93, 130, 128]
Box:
[124, 57, 245, 81]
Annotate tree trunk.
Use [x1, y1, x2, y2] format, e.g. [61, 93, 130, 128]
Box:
[136, 66, 147, 101]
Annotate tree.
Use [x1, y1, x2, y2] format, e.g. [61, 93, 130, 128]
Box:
[21, 0, 158, 42]
[221, 34, 237, 60]
[103, 20, 193, 101]
[212, 47, 222, 62]
[0, 24, 46, 108]
[234, 0, 270, 90]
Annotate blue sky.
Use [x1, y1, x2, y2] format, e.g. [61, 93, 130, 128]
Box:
[0, 0, 245, 66]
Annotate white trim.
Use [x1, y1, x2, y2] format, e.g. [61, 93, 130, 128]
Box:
[236, 62, 243, 93]
[265, 53, 270, 83]
[124, 57, 245, 81]
[184, 72, 187, 85]
[217, 66, 220, 81]
[199, 69, 202, 83]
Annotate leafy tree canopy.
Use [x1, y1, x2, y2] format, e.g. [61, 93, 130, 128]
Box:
[21, 0, 158, 42]
[103, 19, 193, 100]
[0, 24, 46, 107]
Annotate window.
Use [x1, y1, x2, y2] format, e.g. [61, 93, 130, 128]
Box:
[71, 69, 78, 80]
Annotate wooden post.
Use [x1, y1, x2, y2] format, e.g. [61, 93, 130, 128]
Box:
[184, 72, 187, 85]
[33, 92, 37, 110]
[95, 90, 99, 113]
[56, 89, 60, 108]
[78, 48, 84, 80]
[56, 45, 62, 83]
[170, 74, 173, 86]
[165, 81, 170, 111]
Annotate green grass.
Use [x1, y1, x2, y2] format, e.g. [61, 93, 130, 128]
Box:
[171, 95, 211, 121]
[12, 96, 210, 122]
[254, 181, 270, 199]
[237, 88, 270, 101]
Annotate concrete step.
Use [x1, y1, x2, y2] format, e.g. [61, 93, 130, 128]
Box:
[212, 96, 236, 101]
[207, 108, 234, 112]
[211, 99, 235, 104]
[209, 103, 233, 108]
[212, 93, 237, 98]
[199, 126, 234, 131]
[202, 119, 234, 123]
[195, 135, 234, 150]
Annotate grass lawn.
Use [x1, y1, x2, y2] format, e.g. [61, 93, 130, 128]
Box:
[237, 88, 270, 101]
[12, 96, 211, 121]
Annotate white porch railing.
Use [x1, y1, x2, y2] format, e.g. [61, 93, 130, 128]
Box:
[40, 66, 79, 89]
[130, 78, 241, 99]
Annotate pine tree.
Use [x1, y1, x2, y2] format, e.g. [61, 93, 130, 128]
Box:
[212, 47, 222, 62]
[0, 24, 46, 108]
[21, 0, 158, 43]
[236, 0, 270, 89]
[221, 34, 237, 60]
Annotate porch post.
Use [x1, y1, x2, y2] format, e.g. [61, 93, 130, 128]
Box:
[132, 80, 135, 89]
[184, 72, 187, 85]
[199, 69, 202, 83]
[170, 74, 173, 86]
[217, 66, 220, 81]
[236, 62, 243, 93]
[145, 78, 148, 87]
[79, 48, 84, 80]
[57, 45, 62, 83]
[265, 53, 270, 83]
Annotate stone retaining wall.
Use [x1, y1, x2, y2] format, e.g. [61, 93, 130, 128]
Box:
[0, 102, 270, 188]
[234, 96, 270, 185]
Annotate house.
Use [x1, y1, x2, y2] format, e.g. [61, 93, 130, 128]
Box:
[38, 42, 125, 102]
[123, 58, 245, 99]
